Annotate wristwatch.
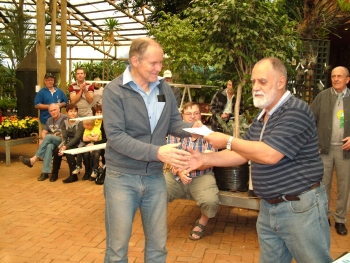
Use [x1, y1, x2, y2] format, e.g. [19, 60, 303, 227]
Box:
[226, 136, 234, 150]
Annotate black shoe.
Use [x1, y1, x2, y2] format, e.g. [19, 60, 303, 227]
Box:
[62, 174, 78, 184]
[19, 156, 33, 168]
[82, 173, 90, 181]
[50, 173, 58, 182]
[37, 173, 49, 181]
[335, 223, 348, 236]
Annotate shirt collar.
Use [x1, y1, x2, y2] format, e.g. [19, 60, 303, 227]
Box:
[122, 66, 161, 90]
[257, 90, 292, 121]
[332, 86, 348, 98]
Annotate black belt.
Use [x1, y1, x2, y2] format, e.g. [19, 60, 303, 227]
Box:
[266, 182, 321, 205]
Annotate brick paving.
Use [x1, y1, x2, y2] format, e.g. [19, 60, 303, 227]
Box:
[0, 141, 349, 263]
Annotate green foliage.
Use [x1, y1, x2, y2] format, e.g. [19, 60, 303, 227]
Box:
[0, 97, 17, 111]
[0, 6, 36, 68]
[147, 12, 212, 85]
[187, 0, 300, 136]
[71, 60, 128, 82]
[292, 0, 344, 39]
[275, 0, 305, 20]
[0, 59, 21, 100]
[116, 0, 192, 22]
[104, 18, 120, 31]
[338, 0, 350, 12]
[216, 114, 250, 138]
[189, 0, 299, 79]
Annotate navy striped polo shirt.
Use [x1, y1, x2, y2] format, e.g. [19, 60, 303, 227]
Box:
[244, 95, 323, 200]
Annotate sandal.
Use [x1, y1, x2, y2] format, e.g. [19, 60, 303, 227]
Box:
[189, 219, 206, 240]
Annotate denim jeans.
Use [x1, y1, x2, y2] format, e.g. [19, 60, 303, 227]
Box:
[257, 183, 332, 263]
[35, 134, 62, 173]
[104, 169, 167, 263]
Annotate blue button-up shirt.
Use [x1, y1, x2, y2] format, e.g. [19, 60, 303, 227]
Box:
[123, 66, 165, 133]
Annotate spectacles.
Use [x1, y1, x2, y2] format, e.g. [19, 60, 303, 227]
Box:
[183, 112, 201, 116]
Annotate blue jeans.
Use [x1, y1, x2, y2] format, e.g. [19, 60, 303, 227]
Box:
[257, 183, 332, 263]
[35, 134, 62, 173]
[104, 169, 167, 263]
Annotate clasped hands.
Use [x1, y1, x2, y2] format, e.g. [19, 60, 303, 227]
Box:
[160, 130, 230, 175]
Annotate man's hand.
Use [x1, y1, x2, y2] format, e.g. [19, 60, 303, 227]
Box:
[58, 145, 66, 156]
[342, 137, 350, 151]
[192, 120, 203, 128]
[178, 147, 204, 174]
[204, 132, 231, 149]
[221, 113, 230, 120]
[178, 171, 193, 185]
[158, 143, 190, 169]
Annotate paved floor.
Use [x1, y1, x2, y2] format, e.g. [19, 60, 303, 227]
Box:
[0, 142, 349, 263]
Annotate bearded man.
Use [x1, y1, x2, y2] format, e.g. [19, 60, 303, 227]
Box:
[183, 57, 332, 263]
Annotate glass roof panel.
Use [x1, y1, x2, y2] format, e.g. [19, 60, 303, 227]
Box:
[0, 0, 152, 60]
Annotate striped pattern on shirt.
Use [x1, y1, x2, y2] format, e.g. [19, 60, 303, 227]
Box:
[244, 96, 323, 200]
[167, 135, 215, 178]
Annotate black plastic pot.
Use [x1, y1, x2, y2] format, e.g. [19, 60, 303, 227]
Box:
[213, 162, 249, 192]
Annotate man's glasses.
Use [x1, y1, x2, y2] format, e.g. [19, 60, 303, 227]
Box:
[183, 112, 201, 116]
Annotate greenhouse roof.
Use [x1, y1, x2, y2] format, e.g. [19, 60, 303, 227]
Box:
[0, 0, 153, 59]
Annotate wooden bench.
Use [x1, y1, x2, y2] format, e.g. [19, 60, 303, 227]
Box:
[0, 136, 36, 166]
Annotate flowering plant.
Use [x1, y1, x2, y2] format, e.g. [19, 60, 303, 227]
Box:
[0, 117, 14, 136]
[0, 116, 39, 137]
[24, 116, 39, 133]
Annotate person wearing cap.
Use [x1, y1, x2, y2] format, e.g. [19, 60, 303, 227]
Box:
[163, 70, 181, 107]
[34, 73, 68, 125]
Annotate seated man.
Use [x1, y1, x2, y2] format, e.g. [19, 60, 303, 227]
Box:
[165, 102, 219, 240]
[19, 103, 67, 182]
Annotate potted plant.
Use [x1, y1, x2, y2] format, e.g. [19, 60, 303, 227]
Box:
[0, 117, 13, 139]
[213, 114, 251, 192]
[0, 97, 17, 112]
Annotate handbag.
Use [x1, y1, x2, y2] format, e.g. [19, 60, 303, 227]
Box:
[95, 166, 106, 185]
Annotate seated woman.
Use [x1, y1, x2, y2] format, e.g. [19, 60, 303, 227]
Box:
[51, 103, 84, 183]
[82, 104, 106, 181]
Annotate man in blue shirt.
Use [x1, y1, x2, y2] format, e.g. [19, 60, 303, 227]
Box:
[34, 73, 68, 124]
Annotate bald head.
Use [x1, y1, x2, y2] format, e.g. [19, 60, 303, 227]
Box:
[331, 66, 350, 93]
[48, 103, 60, 119]
[254, 57, 287, 81]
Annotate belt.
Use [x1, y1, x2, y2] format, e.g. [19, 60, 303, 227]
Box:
[266, 182, 321, 205]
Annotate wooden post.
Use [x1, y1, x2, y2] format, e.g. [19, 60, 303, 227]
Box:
[36, 0, 46, 133]
[61, 0, 67, 105]
[49, 0, 57, 55]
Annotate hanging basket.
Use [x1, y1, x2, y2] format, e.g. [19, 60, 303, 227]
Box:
[213, 162, 249, 192]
